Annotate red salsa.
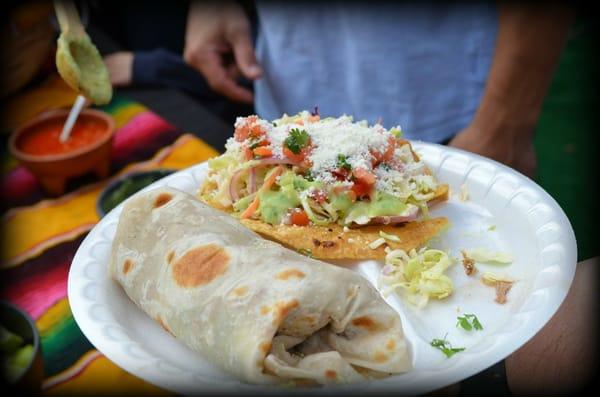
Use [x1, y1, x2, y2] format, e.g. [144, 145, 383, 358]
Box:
[18, 118, 107, 156]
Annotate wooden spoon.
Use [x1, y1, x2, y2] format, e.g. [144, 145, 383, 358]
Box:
[54, 0, 112, 105]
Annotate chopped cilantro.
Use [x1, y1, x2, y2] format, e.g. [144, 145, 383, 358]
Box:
[249, 139, 263, 149]
[284, 128, 310, 154]
[430, 336, 465, 358]
[304, 170, 315, 181]
[390, 127, 402, 137]
[337, 154, 352, 171]
[297, 248, 313, 258]
[456, 314, 483, 331]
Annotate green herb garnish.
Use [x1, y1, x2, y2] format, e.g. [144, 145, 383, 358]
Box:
[297, 248, 313, 258]
[284, 128, 310, 154]
[430, 335, 465, 358]
[304, 170, 315, 181]
[390, 127, 402, 137]
[337, 154, 352, 171]
[456, 314, 483, 331]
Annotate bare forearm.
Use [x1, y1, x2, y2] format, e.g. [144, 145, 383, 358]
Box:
[473, 4, 574, 135]
[450, 4, 574, 176]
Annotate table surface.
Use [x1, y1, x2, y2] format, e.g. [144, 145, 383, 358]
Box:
[117, 87, 231, 152]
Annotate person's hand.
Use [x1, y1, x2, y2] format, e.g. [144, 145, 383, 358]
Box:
[183, 1, 262, 103]
[104, 52, 133, 87]
[449, 123, 537, 178]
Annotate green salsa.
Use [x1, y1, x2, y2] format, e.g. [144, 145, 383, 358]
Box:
[100, 171, 173, 215]
[1, 325, 34, 383]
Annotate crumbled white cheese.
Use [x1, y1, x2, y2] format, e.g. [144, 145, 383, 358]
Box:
[265, 115, 391, 181]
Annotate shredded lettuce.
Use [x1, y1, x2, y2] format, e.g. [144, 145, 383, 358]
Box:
[379, 230, 401, 242]
[481, 272, 514, 285]
[464, 248, 513, 264]
[368, 237, 387, 249]
[380, 247, 454, 308]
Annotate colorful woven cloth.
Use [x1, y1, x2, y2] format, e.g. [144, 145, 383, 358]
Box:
[1, 77, 218, 395]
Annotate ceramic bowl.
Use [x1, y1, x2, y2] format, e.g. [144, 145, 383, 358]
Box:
[9, 109, 115, 195]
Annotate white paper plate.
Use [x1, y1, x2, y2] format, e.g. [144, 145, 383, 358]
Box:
[68, 143, 577, 394]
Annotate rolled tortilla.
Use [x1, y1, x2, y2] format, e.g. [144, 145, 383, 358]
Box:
[109, 188, 411, 385]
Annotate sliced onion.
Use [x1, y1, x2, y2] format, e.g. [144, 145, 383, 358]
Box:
[228, 169, 245, 202]
[381, 264, 394, 276]
[367, 206, 420, 225]
[257, 157, 295, 166]
[248, 168, 257, 193]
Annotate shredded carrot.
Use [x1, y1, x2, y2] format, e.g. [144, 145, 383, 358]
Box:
[240, 166, 284, 219]
[263, 165, 284, 190]
[240, 196, 260, 219]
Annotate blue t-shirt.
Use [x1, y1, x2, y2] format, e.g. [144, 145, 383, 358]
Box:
[254, 2, 497, 143]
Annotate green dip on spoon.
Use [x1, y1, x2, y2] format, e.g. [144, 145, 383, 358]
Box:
[54, 0, 112, 105]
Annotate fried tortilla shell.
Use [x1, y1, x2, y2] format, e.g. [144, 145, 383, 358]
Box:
[241, 217, 449, 259]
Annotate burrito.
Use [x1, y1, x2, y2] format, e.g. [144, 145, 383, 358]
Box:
[109, 187, 411, 385]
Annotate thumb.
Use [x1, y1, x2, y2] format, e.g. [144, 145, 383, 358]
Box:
[229, 30, 262, 80]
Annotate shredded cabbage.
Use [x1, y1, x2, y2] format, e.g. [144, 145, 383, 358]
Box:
[379, 230, 401, 242]
[464, 248, 513, 264]
[481, 272, 514, 285]
[380, 247, 454, 308]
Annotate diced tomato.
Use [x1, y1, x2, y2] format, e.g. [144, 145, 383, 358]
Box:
[353, 167, 376, 185]
[253, 139, 270, 147]
[234, 115, 264, 142]
[249, 123, 265, 139]
[283, 146, 304, 163]
[243, 146, 254, 161]
[290, 209, 310, 226]
[382, 137, 396, 161]
[283, 145, 313, 166]
[332, 167, 351, 181]
[370, 137, 396, 165]
[351, 181, 372, 198]
[235, 125, 250, 142]
[253, 146, 273, 157]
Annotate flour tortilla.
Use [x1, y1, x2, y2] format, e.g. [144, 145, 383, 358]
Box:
[109, 188, 411, 385]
